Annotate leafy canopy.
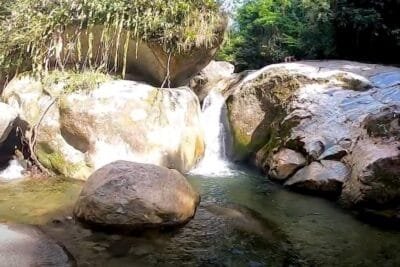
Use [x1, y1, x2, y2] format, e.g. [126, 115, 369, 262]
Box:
[218, 0, 334, 70]
[218, 0, 399, 70]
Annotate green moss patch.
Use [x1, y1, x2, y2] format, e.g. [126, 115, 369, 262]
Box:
[42, 70, 112, 94]
[36, 142, 87, 178]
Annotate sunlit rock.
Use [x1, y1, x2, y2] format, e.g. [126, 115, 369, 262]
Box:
[2, 73, 205, 179]
[226, 62, 372, 161]
[225, 60, 400, 210]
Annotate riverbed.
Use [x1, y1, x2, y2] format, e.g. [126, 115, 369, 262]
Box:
[1, 166, 399, 266]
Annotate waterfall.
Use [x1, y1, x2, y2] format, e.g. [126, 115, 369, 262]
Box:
[0, 159, 25, 181]
[191, 91, 234, 176]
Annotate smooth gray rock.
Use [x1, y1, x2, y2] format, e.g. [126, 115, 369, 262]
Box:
[318, 145, 348, 160]
[0, 224, 74, 267]
[268, 148, 306, 181]
[285, 160, 350, 195]
[370, 71, 400, 88]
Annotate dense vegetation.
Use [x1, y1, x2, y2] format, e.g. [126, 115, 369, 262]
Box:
[219, 0, 400, 70]
[0, 0, 224, 81]
[334, 0, 400, 63]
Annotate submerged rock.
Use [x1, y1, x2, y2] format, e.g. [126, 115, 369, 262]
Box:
[2, 75, 204, 179]
[204, 203, 286, 241]
[268, 148, 306, 181]
[0, 224, 75, 267]
[284, 160, 350, 195]
[74, 161, 200, 232]
[0, 103, 17, 144]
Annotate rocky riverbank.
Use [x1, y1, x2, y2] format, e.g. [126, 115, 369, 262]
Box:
[0, 59, 399, 265]
[205, 60, 400, 222]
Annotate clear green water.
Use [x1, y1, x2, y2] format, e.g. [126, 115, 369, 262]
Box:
[0, 178, 82, 224]
[0, 166, 400, 266]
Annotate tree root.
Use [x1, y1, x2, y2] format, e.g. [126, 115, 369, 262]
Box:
[25, 98, 58, 176]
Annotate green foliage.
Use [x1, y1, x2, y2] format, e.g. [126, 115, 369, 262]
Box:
[42, 71, 112, 94]
[218, 0, 399, 70]
[218, 0, 335, 70]
[0, 0, 224, 80]
[334, 0, 400, 63]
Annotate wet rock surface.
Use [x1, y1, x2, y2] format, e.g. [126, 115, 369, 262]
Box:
[224, 60, 400, 215]
[0, 224, 75, 267]
[285, 160, 350, 196]
[74, 161, 200, 232]
[268, 148, 307, 181]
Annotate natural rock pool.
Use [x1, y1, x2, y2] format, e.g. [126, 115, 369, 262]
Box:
[1, 166, 400, 266]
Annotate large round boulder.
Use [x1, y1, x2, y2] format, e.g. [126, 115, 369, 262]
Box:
[0, 224, 75, 267]
[2, 74, 205, 179]
[74, 161, 200, 231]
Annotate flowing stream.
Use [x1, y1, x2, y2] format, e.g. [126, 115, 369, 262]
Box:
[0, 90, 399, 266]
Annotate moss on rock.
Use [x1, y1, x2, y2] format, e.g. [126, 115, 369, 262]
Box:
[36, 142, 89, 180]
[227, 69, 308, 161]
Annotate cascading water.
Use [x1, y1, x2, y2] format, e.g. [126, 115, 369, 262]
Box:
[0, 159, 25, 181]
[191, 90, 234, 176]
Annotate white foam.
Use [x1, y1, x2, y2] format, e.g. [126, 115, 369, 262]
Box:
[0, 159, 26, 181]
[190, 91, 235, 176]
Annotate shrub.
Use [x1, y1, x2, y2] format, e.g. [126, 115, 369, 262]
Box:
[218, 0, 335, 70]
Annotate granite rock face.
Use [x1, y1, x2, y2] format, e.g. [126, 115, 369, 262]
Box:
[225, 60, 400, 213]
[2, 75, 205, 179]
